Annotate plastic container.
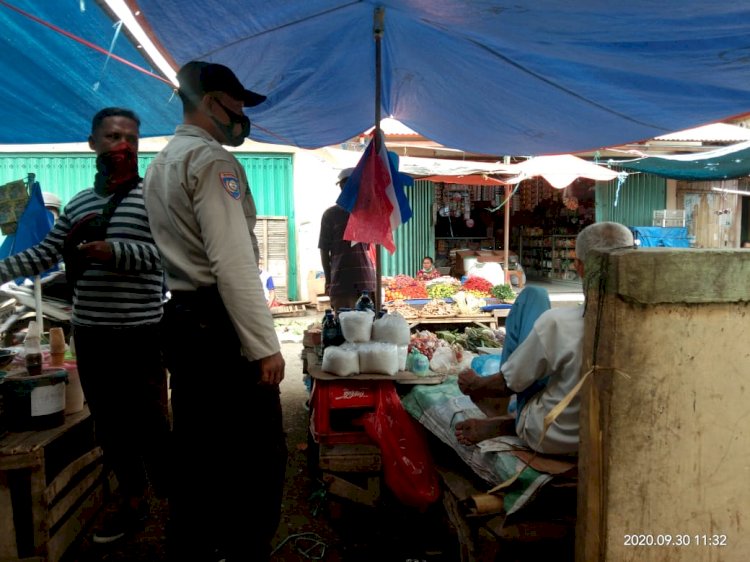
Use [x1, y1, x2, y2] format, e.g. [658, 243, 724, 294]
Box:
[3, 368, 68, 431]
[63, 360, 85, 414]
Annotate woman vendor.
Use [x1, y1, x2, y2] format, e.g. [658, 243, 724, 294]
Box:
[416, 256, 441, 281]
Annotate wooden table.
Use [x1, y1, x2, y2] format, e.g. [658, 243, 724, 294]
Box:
[0, 407, 106, 562]
[407, 309, 510, 331]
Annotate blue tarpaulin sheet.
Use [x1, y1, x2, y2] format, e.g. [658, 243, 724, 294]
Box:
[3, 1, 750, 154]
[630, 227, 690, 248]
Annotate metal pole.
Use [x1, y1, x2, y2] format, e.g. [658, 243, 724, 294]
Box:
[502, 157, 511, 285]
[373, 7, 384, 311]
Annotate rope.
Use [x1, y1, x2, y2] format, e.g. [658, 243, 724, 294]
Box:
[271, 531, 328, 560]
[0, 0, 172, 86]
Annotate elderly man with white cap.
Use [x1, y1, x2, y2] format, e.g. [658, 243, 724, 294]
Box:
[318, 167, 376, 310]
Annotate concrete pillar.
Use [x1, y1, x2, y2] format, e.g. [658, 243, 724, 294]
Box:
[576, 248, 750, 561]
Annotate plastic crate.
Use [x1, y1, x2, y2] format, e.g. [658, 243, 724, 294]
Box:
[309, 379, 390, 445]
[653, 209, 685, 227]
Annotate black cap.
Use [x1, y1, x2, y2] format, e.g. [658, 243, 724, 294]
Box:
[176, 61, 267, 107]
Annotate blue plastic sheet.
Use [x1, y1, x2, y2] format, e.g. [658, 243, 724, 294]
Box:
[630, 227, 690, 248]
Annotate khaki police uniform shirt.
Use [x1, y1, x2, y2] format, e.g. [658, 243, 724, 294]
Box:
[144, 124, 279, 361]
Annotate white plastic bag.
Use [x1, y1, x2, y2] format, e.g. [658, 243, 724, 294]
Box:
[338, 309, 374, 343]
[372, 312, 411, 346]
[429, 346, 465, 375]
[397, 344, 408, 371]
[321, 345, 360, 376]
[358, 342, 399, 376]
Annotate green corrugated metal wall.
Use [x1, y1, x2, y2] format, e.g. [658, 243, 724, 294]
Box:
[380, 179, 435, 276]
[595, 166, 666, 226]
[0, 152, 296, 297]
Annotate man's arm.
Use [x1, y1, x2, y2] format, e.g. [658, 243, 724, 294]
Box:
[192, 158, 281, 364]
[0, 218, 69, 283]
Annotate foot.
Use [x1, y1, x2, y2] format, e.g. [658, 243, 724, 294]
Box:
[92, 502, 148, 544]
[455, 416, 515, 445]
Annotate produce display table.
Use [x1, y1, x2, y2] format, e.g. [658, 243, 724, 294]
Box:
[406, 314, 501, 331]
[0, 407, 107, 562]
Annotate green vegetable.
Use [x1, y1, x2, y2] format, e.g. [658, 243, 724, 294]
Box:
[491, 283, 516, 302]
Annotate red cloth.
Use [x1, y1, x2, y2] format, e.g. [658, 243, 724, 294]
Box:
[343, 142, 395, 253]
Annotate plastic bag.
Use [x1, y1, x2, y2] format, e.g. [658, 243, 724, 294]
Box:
[338, 309, 374, 343]
[429, 346, 460, 375]
[321, 346, 359, 376]
[372, 312, 411, 345]
[471, 354, 502, 377]
[362, 384, 440, 510]
[358, 342, 399, 375]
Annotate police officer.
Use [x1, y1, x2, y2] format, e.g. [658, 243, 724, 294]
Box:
[144, 61, 286, 562]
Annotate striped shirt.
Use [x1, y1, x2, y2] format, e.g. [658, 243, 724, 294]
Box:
[0, 184, 163, 327]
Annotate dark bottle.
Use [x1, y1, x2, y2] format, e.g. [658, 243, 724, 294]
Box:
[24, 320, 43, 376]
[322, 309, 339, 348]
[355, 291, 375, 313]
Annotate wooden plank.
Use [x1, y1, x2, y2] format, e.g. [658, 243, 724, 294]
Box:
[0, 409, 90, 458]
[29, 462, 47, 553]
[307, 356, 446, 385]
[322, 473, 380, 507]
[43, 447, 102, 505]
[319, 443, 381, 472]
[45, 480, 105, 562]
[0, 470, 18, 559]
[46, 464, 103, 530]
[442, 480, 480, 562]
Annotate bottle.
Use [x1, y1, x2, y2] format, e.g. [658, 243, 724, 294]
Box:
[355, 291, 375, 313]
[49, 327, 66, 367]
[24, 320, 43, 376]
[322, 309, 339, 349]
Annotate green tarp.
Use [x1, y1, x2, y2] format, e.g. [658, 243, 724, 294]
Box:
[611, 141, 750, 181]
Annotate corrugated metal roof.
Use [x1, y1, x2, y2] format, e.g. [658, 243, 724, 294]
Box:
[654, 123, 750, 142]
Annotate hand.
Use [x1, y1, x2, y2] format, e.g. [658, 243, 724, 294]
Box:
[457, 368, 481, 395]
[259, 351, 285, 385]
[78, 241, 114, 263]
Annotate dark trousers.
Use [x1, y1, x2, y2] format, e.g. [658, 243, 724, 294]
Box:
[165, 287, 287, 562]
[73, 323, 171, 503]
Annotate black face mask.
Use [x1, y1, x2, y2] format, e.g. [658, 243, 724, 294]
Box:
[211, 98, 250, 147]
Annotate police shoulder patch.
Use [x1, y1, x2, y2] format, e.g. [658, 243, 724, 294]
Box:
[219, 172, 242, 200]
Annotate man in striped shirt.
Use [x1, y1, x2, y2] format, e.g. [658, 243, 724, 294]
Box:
[0, 107, 170, 544]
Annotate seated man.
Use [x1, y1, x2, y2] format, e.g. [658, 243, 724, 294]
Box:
[455, 222, 634, 455]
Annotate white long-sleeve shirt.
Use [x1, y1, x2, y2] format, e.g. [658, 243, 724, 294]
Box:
[502, 306, 584, 454]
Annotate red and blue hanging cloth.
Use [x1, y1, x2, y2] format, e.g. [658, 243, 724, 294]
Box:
[336, 130, 413, 254]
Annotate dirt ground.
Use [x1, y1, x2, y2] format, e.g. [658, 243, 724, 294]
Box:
[67, 313, 460, 562]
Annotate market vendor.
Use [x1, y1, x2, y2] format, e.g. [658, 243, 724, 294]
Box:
[416, 256, 441, 281]
[454, 222, 634, 455]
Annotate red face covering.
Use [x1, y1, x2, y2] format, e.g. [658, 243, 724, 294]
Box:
[94, 142, 139, 192]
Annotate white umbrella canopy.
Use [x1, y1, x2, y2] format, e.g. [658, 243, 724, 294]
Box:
[502, 154, 622, 189]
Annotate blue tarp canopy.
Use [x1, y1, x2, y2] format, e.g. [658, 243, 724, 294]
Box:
[2, 1, 750, 155]
[611, 141, 750, 181]
[0, 0, 180, 144]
